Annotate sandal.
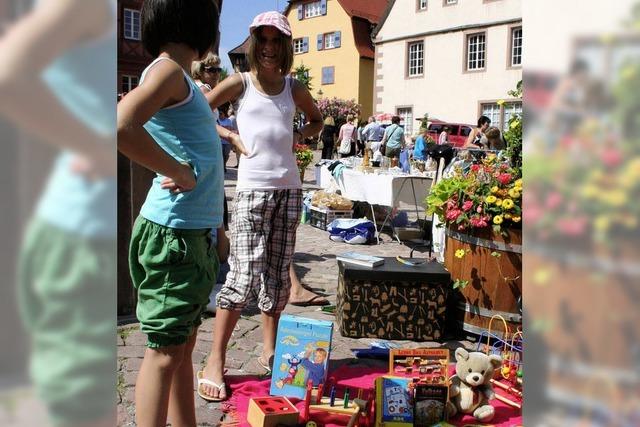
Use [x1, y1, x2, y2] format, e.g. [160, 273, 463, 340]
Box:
[197, 370, 227, 402]
[257, 356, 273, 374]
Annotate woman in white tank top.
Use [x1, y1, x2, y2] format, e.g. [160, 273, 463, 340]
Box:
[199, 12, 323, 401]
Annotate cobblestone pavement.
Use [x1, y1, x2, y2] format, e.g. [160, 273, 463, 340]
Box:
[117, 152, 476, 426]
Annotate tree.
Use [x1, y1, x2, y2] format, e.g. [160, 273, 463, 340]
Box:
[219, 67, 229, 82]
[293, 64, 313, 91]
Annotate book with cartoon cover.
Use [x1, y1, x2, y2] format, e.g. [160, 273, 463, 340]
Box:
[269, 315, 333, 399]
[374, 376, 414, 426]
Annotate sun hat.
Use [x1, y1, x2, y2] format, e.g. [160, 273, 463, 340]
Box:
[249, 11, 292, 37]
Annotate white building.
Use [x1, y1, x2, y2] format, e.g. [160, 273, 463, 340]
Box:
[373, 0, 522, 135]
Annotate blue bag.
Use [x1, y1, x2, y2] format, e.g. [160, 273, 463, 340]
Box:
[326, 218, 375, 244]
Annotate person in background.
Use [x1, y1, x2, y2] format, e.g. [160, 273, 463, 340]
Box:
[413, 128, 430, 161]
[485, 126, 506, 150]
[381, 115, 405, 160]
[362, 115, 385, 153]
[439, 125, 450, 145]
[192, 53, 222, 93]
[464, 115, 491, 149]
[319, 116, 337, 159]
[337, 114, 356, 158]
[356, 119, 366, 156]
[217, 102, 235, 172]
[228, 105, 241, 167]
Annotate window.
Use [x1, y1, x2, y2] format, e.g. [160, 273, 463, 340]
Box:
[321, 66, 335, 85]
[466, 33, 486, 71]
[123, 8, 141, 40]
[481, 103, 501, 127]
[397, 108, 413, 135]
[480, 101, 522, 130]
[318, 31, 341, 50]
[445, 0, 458, 4]
[503, 102, 522, 130]
[304, 1, 322, 18]
[408, 41, 424, 77]
[121, 75, 139, 93]
[324, 33, 336, 49]
[417, 0, 428, 10]
[293, 37, 309, 54]
[511, 27, 522, 67]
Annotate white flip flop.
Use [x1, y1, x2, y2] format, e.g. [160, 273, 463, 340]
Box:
[196, 370, 227, 402]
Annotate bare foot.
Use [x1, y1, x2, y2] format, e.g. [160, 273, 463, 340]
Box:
[198, 363, 227, 401]
[288, 286, 329, 306]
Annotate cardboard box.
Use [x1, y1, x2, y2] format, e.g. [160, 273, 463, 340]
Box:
[270, 315, 333, 399]
[247, 396, 299, 427]
[336, 258, 450, 341]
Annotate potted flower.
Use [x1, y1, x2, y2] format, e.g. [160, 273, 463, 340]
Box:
[426, 153, 522, 336]
[295, 143, 314, 182]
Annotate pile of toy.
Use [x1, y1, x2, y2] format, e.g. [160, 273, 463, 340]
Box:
[246, 314, 523, 427]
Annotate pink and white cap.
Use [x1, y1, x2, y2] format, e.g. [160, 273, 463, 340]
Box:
[249, 11, 292, 37]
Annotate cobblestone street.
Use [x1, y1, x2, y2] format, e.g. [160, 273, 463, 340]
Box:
[117, 153, 475, 426]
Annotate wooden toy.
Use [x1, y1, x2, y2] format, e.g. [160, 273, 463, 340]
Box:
[389, 348, 450, 386]
[247, 396, 299, 427]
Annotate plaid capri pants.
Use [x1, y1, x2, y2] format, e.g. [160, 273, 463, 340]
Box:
[216, 189, 302, 313]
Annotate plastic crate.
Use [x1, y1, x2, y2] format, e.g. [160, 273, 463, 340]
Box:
[309, 205, 353, 230]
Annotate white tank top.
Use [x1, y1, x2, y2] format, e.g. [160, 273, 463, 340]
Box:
[235, 73, 301, 190]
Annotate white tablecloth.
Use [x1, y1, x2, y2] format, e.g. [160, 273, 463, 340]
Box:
[315, 165, 433, 208]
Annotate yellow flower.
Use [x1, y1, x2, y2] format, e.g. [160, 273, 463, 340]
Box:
[594, 215, 611, 232]
[581, 185, 599, 199]
[502, 199, 514, 210]
[491, 186, 499, 194]
[510, 119, 520, 129]
[603, 190, 627, 207]
[455, 249, 466, 259]
[486, 195, 497, 204]
[493, 215, 504, 225]
[514, 179, 522, 188]
[512, 215, 521, 223]
[508, 188, 521, 199]
[504, 213, 512, 220]
[495, 199, 503, 207]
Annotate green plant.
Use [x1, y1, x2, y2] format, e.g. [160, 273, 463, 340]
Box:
[504, 80, 522, 175]
[293, 64, 313, 91]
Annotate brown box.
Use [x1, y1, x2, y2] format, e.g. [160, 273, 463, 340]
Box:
[336, 258, 450, 341]
[247, 396, 299, 427]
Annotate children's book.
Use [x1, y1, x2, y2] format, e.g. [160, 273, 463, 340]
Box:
[414, 383, 449, 426]
[374, 376, 414, 426]
[336, 252, 384, 268]
[270, 315, 333, 399]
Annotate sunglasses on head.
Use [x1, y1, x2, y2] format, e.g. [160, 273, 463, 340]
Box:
[204, 65, 222, 73]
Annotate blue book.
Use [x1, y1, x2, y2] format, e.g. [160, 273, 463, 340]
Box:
[270, 315, 334, 399]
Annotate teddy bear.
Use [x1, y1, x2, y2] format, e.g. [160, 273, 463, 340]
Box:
[447, 347, 502, 422]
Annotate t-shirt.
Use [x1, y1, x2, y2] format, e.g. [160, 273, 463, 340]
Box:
[300, 358, 326, 386]
[383, 124, 404, 150]
[363, 122, 384, 141]
[320, 124, 336, 143]
[413, 135, 427, 160]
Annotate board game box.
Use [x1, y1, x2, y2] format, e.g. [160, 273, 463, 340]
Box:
[374, 376, 414, 426]
[269, 315, 333, 400]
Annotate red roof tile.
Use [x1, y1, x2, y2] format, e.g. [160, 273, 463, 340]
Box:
[336, 0, 388, 24]
[351, 17, 375, 58]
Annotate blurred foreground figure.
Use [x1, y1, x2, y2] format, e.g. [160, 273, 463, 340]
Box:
[0, 0, 116, 426]
[524, 1, 640, 425]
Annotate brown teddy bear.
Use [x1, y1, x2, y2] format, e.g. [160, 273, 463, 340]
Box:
[447, 347, 502, 422]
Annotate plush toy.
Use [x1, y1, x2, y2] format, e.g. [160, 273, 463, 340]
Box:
[447, 348, 502, 422]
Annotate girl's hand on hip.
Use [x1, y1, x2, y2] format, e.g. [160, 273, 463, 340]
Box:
[160, 162, 196, 194]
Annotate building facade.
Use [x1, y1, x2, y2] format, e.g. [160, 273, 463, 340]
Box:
[374, 0, 522, 135]
[284, 0, 389, 119]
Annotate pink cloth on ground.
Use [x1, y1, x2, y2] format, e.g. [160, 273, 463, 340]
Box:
[220, 365, 522, 426]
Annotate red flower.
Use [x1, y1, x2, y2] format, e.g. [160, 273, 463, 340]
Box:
[471, 164, 481, 172]
[462, 200, 473, 212]
[497, 173, 512, 185]
[446, 209, 462, 221]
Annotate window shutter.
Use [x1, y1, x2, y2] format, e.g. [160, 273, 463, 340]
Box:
[302, 37, 309, 53]
[317, 34, 324, 50]
[334, 31, 341, 48]
[297, 4, 303, 20]
[321, 0, 327, 15]
[328, 67, 334, 83]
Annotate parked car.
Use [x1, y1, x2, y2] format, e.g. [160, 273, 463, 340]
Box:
[426, 122, 474, 147]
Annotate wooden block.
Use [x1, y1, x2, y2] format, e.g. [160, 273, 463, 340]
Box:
[308, 397, 360, 416]
[247, 396, 299, 427]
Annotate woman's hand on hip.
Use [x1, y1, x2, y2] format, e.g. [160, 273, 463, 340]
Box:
[160, 162, 196, 194]
[229, 133, 249, 156]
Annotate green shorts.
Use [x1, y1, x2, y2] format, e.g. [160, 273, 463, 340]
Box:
[129, 216, 219, 348]
[18, 218, 116, 426]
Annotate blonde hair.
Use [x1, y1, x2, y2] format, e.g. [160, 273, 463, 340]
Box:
[191, 52, 221, 80]
[346, 114, 354, 122]
[247, 26, 293, 76]
[323, 116, 335, 126]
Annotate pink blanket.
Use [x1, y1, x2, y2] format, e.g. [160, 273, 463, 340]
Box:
[220, 365, 522, 426]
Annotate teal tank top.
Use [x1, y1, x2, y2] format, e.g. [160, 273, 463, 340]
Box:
[35, 0, 116, 239]
[139, 58, 224, 229]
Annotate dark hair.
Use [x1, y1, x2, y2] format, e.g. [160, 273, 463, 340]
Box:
[218, 101, 231, 116]
[478, 115, 491, 127]
[142, 0, 219, 58]
[443, 126, 450, 132]
[391, 115, 401, 124]
[248, 26, 294, 76]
